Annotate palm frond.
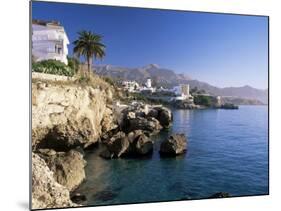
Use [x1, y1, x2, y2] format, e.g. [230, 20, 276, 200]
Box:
[73, 30, 106, 72]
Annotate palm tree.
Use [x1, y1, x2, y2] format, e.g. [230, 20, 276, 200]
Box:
[73, 30, 105, 75]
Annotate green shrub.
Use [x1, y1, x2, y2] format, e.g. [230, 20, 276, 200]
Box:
[32, 59, 75, 76]
[194, 95, 212, 106]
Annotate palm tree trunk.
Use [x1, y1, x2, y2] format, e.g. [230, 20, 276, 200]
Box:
[87, 57, 91, 76]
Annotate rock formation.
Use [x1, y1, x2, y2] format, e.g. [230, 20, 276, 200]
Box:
[154, 106, 173, 128]
[120, 103, 172, 134]
[100, 131, 130, 159]
[99, 102, 173, 159]
[127, 130, 153, 155]
[31, 76, 117, 209]
[100, 130, 153, 159]
[32, 153, 77, 209]
[159, 134, 187, 156]
[38, 149, 86, 191]
[32, 81, 117, 150]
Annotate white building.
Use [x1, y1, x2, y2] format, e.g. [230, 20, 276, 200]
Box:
[32, 20, 69, 65]
[122, 81, 140, 92]
[145, 78, 152, 88]
[216, 96, 222, 106]
[172, 84, 193, 102]
[139, 78, 156, 93]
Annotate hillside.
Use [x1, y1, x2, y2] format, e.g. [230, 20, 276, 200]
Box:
[95, 64, 268, 104]
[95, 64, 191, 87]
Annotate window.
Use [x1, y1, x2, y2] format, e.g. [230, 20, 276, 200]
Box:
[55, 44, 63, 54]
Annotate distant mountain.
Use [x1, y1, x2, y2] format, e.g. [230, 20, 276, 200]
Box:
[95, 64, 192, 86]
[94, 64, 268, 104]
[221, 97, 265, 105]
[186, 80, 268, 104]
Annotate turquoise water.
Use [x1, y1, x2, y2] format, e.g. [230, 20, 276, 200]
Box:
[76, 105, 268, 205]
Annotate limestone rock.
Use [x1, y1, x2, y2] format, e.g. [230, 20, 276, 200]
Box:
[119, 103, 172, 134]
[32, 153, 77, 209]
[154, 106, 173, 128]
[38, 149, 86, 191]
[32, 82, 116, 150]
[159, 134, 187, 156]
[38, 117, 96, 151]
[101, 130, 153, 159]
[100, 132, 130, 158]
[128, 130, 153, 155]
[124, 116, 163, 134]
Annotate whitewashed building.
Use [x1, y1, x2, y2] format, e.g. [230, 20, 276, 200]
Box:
[32, 20, 69, 64]
[216, 96, 222, 106]
[139, 78, 156, 93]
[145, 78, 152, 88]
[173, 84, 194, 102]
[122, 81, 140, 92]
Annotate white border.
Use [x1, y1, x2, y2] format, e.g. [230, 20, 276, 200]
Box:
[0, 0, 280, 211]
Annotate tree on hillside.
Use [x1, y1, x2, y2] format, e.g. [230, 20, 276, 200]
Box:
[73, 30, 106, 75]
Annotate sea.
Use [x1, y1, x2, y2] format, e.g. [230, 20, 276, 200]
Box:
[75, 105, 269, 206]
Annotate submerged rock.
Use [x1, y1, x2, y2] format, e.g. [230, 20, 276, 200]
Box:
[159, 134, 187, 156]
[38, 149, 86, 191]
[32, 153, 77, 209]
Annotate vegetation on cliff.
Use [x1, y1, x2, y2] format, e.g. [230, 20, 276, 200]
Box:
[32, 59, 76, 76]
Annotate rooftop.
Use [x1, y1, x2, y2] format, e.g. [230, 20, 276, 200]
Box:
[32, 19, 62, 27]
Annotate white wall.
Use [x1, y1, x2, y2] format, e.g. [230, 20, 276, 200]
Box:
[32, 24, 69, 64]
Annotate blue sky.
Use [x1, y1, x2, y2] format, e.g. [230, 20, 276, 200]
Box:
[32, 1, 268, 89]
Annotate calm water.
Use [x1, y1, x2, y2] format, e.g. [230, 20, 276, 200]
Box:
[76, 105, 268, 205]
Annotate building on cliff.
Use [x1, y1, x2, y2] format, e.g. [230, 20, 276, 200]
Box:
[32, 19, 69, 65]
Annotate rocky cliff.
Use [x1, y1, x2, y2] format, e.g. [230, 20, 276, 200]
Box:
[32, 153, 77, 209]
[31, 74, 117, 209]
[32, 80, 117, 150]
